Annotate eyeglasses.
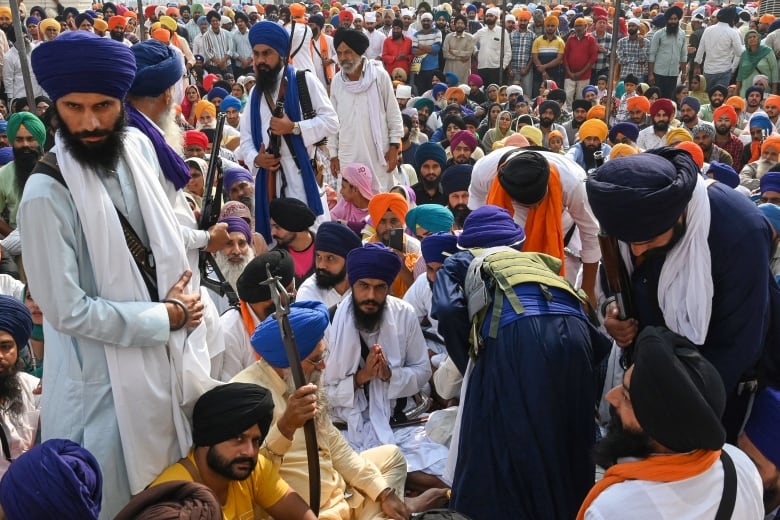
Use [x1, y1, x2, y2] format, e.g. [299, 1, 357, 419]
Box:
[306, 349, 329, 366]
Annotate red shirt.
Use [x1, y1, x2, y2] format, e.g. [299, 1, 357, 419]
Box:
[564, 32, 598, 80]
[382, 35, 413, 75]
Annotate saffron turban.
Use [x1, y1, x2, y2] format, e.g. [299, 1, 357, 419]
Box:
[220, 95, 242, 112]
[0, 439, 102, 520]
[184, 130, 209, 149]
[441, 164, 472, 195]
[544, 14, 558, 26]
[269, 197, 316, 232]
[761, 172, 780, 194]
[93, 19, 108, 33]
[649, 98, 675, 117]
[368, 192, 409, 228]
[251, 301, 330, 367]
[114, 481, 221, 520]
[744, 386, 780, 468]
[32, 31, 136, 101]
[341, 162, 375, 199]
[579, 118, 608, 141]
[0, 7, 10, 18]
[676, 141, 704, 169]
[665, 127, 692, 145]
[421, 232, 459, 264]
[458, 205, 525, 249]
[680, 96, 700, 112]
[224, 166, 253, 190]
[444, 86, 465, 105]
[7, 112, 46, 148]
[609, 143, 639, 159]
[333, 28, 370, 55]
[0, 295, 32, 351]
[237, 250, 295, 303]
[192, 383, 275, 446]
[626, 95, 651, 113]
[314, 221, 362, 258]
[608, 122, 639, 144]
[708, 161, 739, 189]
[347, 243, 402, 286]
[767, 95, 780, 111]
[450, 130, 478, 152]
[763, 135, 780, 154]
[193, 100, 216, 120]
[586, 104, 605, 120]
[249, 20, 289, 57]
[130, 40, 183, 97]
[631, 326, 726, 453]
[725, 96, 745, 112]
[415, 142, 448, 170]
[219, 216, 252, 244]
[406, 204, 454, 234]
[713, 105, 737, 126]
[39, 18, 61, 36]
[107, 15, 126, 30]
[516, 10, 532, 21]
[586, 147, 699, 242]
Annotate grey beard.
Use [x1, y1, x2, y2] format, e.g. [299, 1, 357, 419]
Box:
[756, 157, 777, 177]
[284, 370, 332, 435]
[215, 249, 255, 291]
[160, 104, 184, 155]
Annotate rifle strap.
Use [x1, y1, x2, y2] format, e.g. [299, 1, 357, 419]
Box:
[296, 70, 328, 147]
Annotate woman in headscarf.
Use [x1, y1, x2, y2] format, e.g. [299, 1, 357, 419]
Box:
[737, 30, 778, 97]
[181, 84, 201, 127]
[477, 102, 502, 139]
[482, 110, 514, 151]
[689, 74, 709, 105]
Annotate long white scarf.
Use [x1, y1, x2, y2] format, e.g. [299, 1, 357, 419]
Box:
[621, 176, 714, 345]
[340, 57, 387, 168]
[56, 128, 216, 493]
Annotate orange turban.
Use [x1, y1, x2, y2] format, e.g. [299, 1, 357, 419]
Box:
[93, 18, 108, 32]
[609, 143, 639, 159]
[0, 7, 11, 19]
[444, 87, 465, 105]
[517, 10, 532, 20]
[124, 11, 137, 20]
[626, 96, 651, 113]
[544, 15, 558, 26]
[762, 135, 780, 153]
[766, 95, 780, 110]
[713, 105, 737, 126]
[587, 104, 606, 120]
[368, 193, 409, 228]
[676, 141, 704, 169]
[107, 15, 126, 30]
[579, 119, 608, 141]
[290, 2, 306, 19]
[725, 96, 745, 111]
[194, 100, 216, 120]
[760, 14, 776, 25]
[152, 28, 170, 43]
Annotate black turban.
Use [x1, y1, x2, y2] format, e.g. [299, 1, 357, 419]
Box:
[708, 84, 728, 101]
[572, 99, 592, 113]
[192, 383, 275, 447]
[333, 29, 370, 56]
[269, 197, 316, 232]
[547, 89, 567, 104]
[717, 5, 737, 24]
[539, 100, 561, 119]
[664, 5, 683, 20]
[114, 481, 221, 520]
[237, 250, 295, 303]
[498, 150, 550, 205]
[586, 147, 698, 242]
[630, 326, 726, 452]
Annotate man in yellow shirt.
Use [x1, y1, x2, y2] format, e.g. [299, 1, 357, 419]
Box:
[152, 382, 317, 520]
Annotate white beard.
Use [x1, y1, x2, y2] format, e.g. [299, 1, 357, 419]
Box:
[160, 105, 184, 155]
[756, 157, 776, 178]
[215, 249, 255, 291]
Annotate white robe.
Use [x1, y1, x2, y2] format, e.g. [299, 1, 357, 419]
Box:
[214, 307, 259, 382]
[296, 272, 350, 308]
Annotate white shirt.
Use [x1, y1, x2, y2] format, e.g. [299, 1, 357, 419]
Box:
[364, 28, 387, 60]
[694, 22, 744, 74]
[473, 25, 512, 69]
[637, 125, 668, 150]
[0, 372, 40, 479]
[214, 307, 259, 382]
[296, 273, 350, 308]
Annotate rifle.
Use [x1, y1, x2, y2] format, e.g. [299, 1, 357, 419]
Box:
[597, 231, 636, 368]
[262, 265, 321, 516]
[197, 113, 239, 307]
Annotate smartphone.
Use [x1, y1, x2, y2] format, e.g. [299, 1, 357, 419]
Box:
[388, 228, 404, 251]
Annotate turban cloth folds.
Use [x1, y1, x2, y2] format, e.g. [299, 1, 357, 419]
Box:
[314, 221, 362, 258]
[458, 205, 525, 249]
[0, 295, 32, 356]
[269, 197, 316, 232]
[237, 250, 295, 303]
[249, 20, 290, 58]
[421, 232, 459, 264]
[406, 204, 454, 234]
[341, 163, 375, 199]
[224, 166, 254, 190]
[368, 193, 409, 230]
[114, 481, 221, 520]
[649, 98, 675, 118]
[219, 216, 252, 244]
[192, 383, 275, 446]
[579, 119, 608, 141]
[130, 39, 183, 97]
[251, 301, 330, 366]
[333, 28, 370, 55]
[7, 112, 46, 148]
[347, 242, 402, 285]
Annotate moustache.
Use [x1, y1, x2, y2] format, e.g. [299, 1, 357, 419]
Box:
[231, 457, 255, 467]
[73, 129, 111, 139]
[359, 299, 380, 307]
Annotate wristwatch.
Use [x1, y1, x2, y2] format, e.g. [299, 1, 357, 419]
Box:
[292, 122, 301, 136]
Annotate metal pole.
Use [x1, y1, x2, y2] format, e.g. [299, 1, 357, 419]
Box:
[137, 0, 147, 41]
[604, 4, 622, 124]
[498, 2, 507, 85]
[9, 0, 35, 112]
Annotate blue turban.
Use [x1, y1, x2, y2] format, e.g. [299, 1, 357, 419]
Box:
[251, 301, 329, 367]
[582, 85, 598, 97]
[0, 295, 32, 351]
[761, 171, 780, 194]
[220, 95, 242, 112]
[466, 4, 477, 13]
[432, 82, 448, 98]
[587, 147, 698, 243]
[744, 386, 780, 468]
[441, 164, 472, 195]
[421, 232, 458, 264]
[26, 16, 40, 27]
[32, 31, 136, 101]
[197, 15, 208, 25]
[130, 40, 183, 97]
[445, 72, 458, 87]
[7, 112, 46, 148]
[207, 87, 229, 102]
[608, 122, 640, 144]
[331, 14, 340, 26]
[314, 221, 362, 259]
[758, 203, 780, 234]
[651, 13, 666, 28]
[680, 96, 701, 112]
[347, 243, 402, 286]
[75, 13, 94, 26]
[708, 161, 739, 189]
[406, 204, 454, 234]
[0, 121, 7, 133]
[224, 166, 254, 190]
[0, 439, 102, 520]
[458, 205, 525, 249]
[249, 20, 290, 58]
[415, 142, 447, 170]
[218, 216, 252, 244]
[750, 113, 774, 133]
[0, 147, 12, 166]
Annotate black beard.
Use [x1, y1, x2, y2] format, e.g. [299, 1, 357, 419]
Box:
[640, 219, 686, 262]
[14, 146, 43, 194]
[653, 120, 669, 132]
[422, 177, 440, 191]
[0, 365, 23, 420]
[665, 24, 679, 35]
[450, 203, 471, 228]
[592, 409, 654, 469]
[256, 61, 283, 93]
[681, 115, 694, 124]
[628, 28, 638, 36]
[393, 32, 403, 39]
[715, 125, 731, 136]
[206, 446, 256, 481]
[540, 117, 554, 128]
[711, 100, 723, 109]
[315, 265, 346, 289]
[110, 31, 125, 41]
[352, 293, 386, 331]
[57, 105, 126, 174]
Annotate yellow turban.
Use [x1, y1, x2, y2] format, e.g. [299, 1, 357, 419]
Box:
[520, 125, 543, 146]
[368, 193, 409, 229]
[609, 143, 639, 159]
[93, 18, 108, 32]
[39, 18, 61, 37]
[579, 119, 608, 141]
[159, 15, 177, 32]
[194, 100, 216, 121]
[665, 127, 692, 145]
[587, 104, 606, 120]
[0, 7, 11, 19]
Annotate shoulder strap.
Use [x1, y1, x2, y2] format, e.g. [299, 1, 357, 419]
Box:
[297, 69, 316, 120]
[177, 457, 204, 484]
[0, 422, 12, 463]
[714, 449, 737, 520]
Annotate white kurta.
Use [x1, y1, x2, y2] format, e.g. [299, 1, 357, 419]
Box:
[296, 272, 350, 308]
[0, 372, 40, 479]
[214, 307, 258, 382]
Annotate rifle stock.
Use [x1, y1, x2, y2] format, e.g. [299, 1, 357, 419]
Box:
[598, 232, 636, 367]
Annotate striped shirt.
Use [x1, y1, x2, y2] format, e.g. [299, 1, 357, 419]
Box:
[202, 28, 233, 63]
[510, 29, 535, 74]
[616, 36, 649, 79]
[232, 29, 252, 60]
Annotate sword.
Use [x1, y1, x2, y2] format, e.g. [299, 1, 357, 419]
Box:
[262, 265, 320, 515]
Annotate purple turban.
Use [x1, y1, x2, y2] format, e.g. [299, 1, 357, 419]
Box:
[32, 31, 136, 101]
[0, 439, 102, 520]
[219, 216, 252, 244]
[314, 221, 362, 259]
[468, 73, 483, 88]
[0, 295, 32, 350]
[761, 172, 780, 194]
[347, 243, 402, 286]
[449, 130, 478, 152]
[249, 20, 289, 57]
[458, 205, 525, 249]
[224, 166, 254, 190]
[421, 232, 459, 264]
[251, 301, 330, 367]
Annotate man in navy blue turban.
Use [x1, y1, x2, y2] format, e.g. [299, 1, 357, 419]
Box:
[297, 221, 362, 307]
[22, 28, 216, 518]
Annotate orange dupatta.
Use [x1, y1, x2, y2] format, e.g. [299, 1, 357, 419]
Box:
[576, 449, 721, 519]
[239, 300, 261, 360]
[486, 164, 566, 275]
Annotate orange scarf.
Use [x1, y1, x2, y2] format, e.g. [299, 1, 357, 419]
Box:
[486, 164, 565, 275]
[311, 33, 333, 83]
[239, 301, 261, 360]
[576, 449, 721, 519]
[750, 140, 761, 164]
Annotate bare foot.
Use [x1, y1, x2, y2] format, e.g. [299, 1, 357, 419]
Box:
[405, 487, 450, 513]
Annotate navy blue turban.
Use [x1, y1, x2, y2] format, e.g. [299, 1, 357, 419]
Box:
[746, 85, 765, 99]
[0, 439, 102, 520]
[609, 122, 640, 143]
[249, 20, 290, 58]
[415, 142, 447, 170]
[680, 96, 700, 112]
[75, 12, 93, 26]
[347, 243, 402, 286]
[458, 205, 525, 249]
[441, 164, 472, 196]
[708, 161, 739, 189]
[251, 300, 330, 367]
[586, 147, 698, 243]
[422, 232, 459, 264]
[0, 295, 32, 350]
[314, 221, 362, 259]
[32, 31, 136, 101]
[207, 87, 228, 102]
[192, 383, 275, 446]
[761, 171, 780, 194]
[220, 95, 242, 112]
[130, 40, 183, 97]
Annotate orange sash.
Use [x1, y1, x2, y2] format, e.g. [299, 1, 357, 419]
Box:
[311, 34, 333, 82]
[576, 449, 721, 519]
[486, 164, 565, 275]
[239, 300, 261, 360]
